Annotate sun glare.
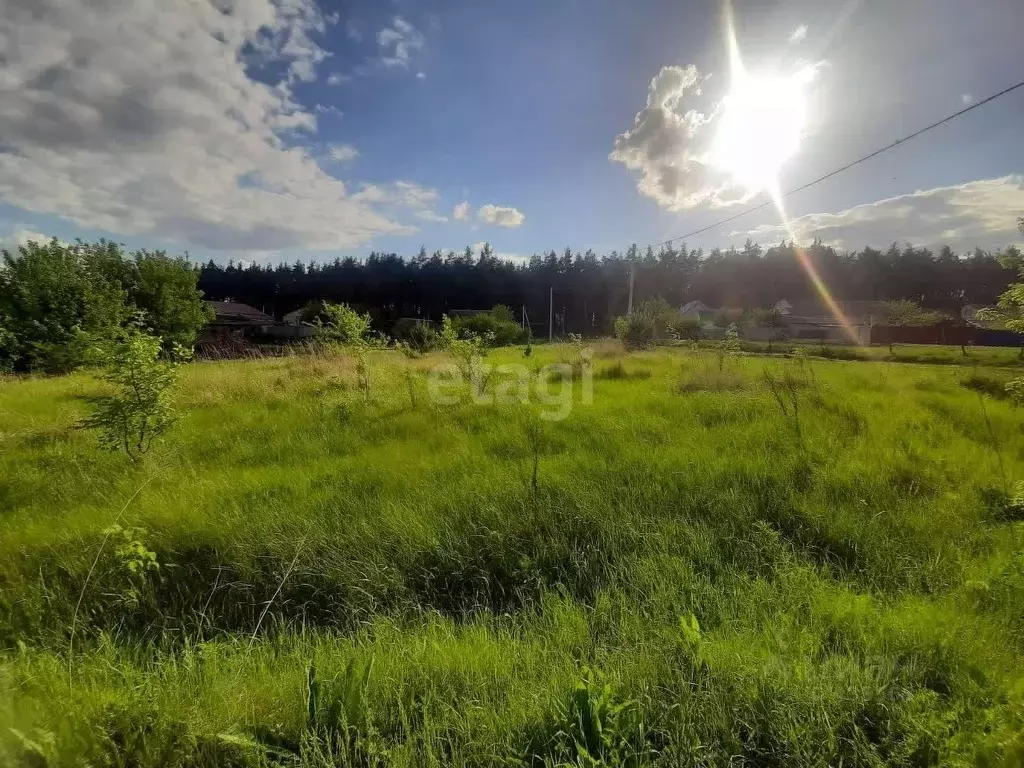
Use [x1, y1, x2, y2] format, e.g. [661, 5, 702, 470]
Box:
[710, 66, 813, 193]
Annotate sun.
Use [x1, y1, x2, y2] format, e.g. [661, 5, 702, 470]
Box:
[710, 65, 815, 194]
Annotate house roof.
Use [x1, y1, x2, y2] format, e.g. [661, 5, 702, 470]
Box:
[680, 300, 715, 315]
[204, 301, 276, 326]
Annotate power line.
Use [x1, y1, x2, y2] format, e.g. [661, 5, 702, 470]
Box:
[643, 77, 1024, 252]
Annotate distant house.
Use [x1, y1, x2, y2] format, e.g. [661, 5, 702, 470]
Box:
[203, 301, 276, 339]
[680, 300, 716, 322]
[678, 300, 728, 339]
[278, 306, 320, 338]
[773, 298, 884, 343]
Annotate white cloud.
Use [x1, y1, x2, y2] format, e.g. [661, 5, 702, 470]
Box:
[416, 72, 426, 80]
[732, 176, 1024, 252]
[315, 103, 343, 118]
[789, 24, 808, 43]
[0, 0, 430, 252]
[453, 201, 470, 221]
[326, 73, 352, 86]
[352, 184, 389, 204]
[377, 16, 425, 69]
[346, 20, 362, 42]
[610, 66, 747, 211]
[0, 226, 62, 250]
[478, 204, 526, 228]
[348, 181, 445, 223]
[328, 144, 359, 162]
[395, 180, 439, 209]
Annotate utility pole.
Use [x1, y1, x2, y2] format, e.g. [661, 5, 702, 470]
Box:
[548, 286, 554, 342]
[627, 261, 635, 316]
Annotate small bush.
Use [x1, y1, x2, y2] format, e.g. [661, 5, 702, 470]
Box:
[451, 305, 525, 347]
[614, 314, 657, 349]
[392, 318, 439, 352]
[80, 328, 189, 461]
[666, 316, 703, 341]
[1006, 377, 1024, 405]
[614, 299, 680, 349]
[317, 303, 372, 345]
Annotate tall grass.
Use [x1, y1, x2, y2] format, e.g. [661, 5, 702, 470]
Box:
[1, 345, 1023, 765]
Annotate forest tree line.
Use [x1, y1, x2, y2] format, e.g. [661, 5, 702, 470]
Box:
[2, 235, 1022, 373]
[199, 240, 1021, 336]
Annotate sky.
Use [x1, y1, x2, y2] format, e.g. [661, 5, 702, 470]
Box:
[0, 0, 1022, 264]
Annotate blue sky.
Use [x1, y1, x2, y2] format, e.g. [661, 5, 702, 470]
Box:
[1, 0, 1022, 263]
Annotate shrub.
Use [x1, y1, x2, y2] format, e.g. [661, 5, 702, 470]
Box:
[666, 316, 703, 340]
[0, 238, 208, 372]
[1006, 377, 1024, 405]
[0, 320, 14, 373]
[81, 328, 189, 461]
[0, 238, 128, 372]
[391, 318, 439, 351]
[317, 303, 372, 345]
[880, 300, 948, 328]
[441, 315, 490, 392]
[451, 305, 525, 347]
[614, 314, 657, 349]
[615, 299, 682, 348]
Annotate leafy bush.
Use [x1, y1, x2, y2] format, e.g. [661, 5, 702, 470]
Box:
[391, 318, 439, 352]
[1006, 377, 1024, 405]
[615, 299, 683, 348]
[441, 315, 490, 390]
[712, 308, 745, 328]
[0, 319, 14, 373]
[0, 238, 208, 372]
[317, 303, 372, 345]
[666, 316, 703, 341]
[614, 313, 657, 349]
[130, 251, 212, 348]
[80, 329, 189, 461]
[450, 305, 525, 347]
[0, 238, 128, 371]
[880, 300, 947, 327]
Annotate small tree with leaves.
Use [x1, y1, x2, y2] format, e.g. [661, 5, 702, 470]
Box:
[318, 302, 372, 344]
[81, 328, 189, 461]
[441, 315, 491, 394]
[879, 300, 947, 354]
[751, 307, 788, 352]
[318, 302, 375, 397]
[978, 219, 1024, 384]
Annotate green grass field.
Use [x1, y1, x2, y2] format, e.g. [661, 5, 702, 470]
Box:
[2, 343, 1024, 766]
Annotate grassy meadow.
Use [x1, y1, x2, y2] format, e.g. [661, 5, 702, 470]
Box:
[2, 342, 1024, 766]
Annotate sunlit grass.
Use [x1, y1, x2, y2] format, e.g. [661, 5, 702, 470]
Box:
[2, 343, 1023, 765]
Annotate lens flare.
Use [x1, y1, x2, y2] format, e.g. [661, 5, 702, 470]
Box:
[718, 0, 863, 345]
